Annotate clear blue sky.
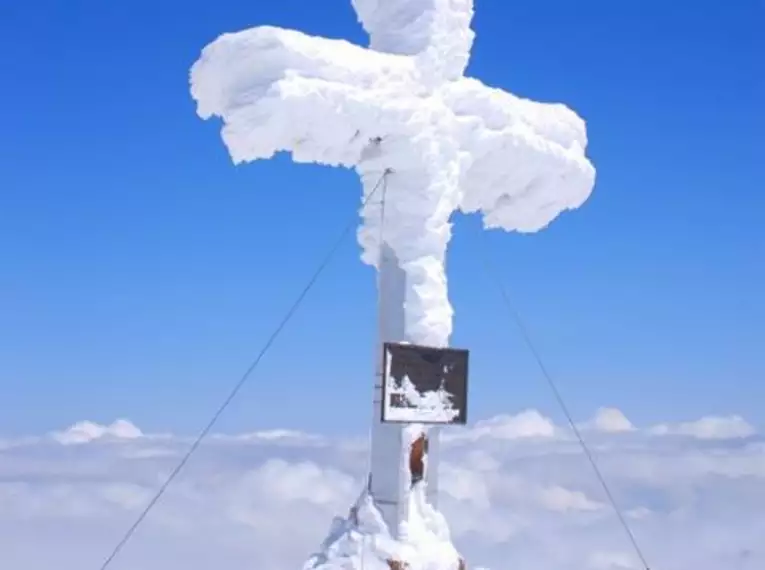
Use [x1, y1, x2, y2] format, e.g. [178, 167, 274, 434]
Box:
[1, 0, 762, 436]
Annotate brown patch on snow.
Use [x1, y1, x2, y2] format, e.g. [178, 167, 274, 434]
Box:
[409, 433, 428, 486]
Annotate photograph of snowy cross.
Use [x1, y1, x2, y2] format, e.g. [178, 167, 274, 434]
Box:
[191, 0, 595, 566]
[381, 342, 469, 425]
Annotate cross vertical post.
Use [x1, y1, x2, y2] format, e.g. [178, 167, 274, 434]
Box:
[371, 242, 411, 533]
[190, 0, 596, 554]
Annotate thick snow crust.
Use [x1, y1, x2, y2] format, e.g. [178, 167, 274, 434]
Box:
[189, 0, 595, 349]
[190, 3, 594, 565]
[304, 485, 461, 570]
[351, 0, 475, 85]
[305, 425, 464, 570]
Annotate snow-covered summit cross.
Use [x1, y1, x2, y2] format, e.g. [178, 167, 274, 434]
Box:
[191, 0, 595, 538]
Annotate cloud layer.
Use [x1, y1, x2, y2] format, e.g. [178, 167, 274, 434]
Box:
[1, 409, 763, 570]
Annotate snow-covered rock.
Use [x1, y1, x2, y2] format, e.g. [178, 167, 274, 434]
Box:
[304, 482, 467, 570]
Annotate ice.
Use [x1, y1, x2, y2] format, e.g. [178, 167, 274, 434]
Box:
[351, 0, 475, 85]
[190, 0, 595, 566]
[303, 486, 461, 570]
[305, 426, 464, 570]
[189, 0, 594, 347]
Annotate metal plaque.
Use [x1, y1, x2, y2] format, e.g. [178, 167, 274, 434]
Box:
[381, 342, 469, 425]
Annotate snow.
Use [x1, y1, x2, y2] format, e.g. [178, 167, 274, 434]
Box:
[189, 0, 595, 349]
[351, 0, 475, 85]
[190, 0, 595, 566]
[303, 484, 460, 570]
[305, 427, 464, 570]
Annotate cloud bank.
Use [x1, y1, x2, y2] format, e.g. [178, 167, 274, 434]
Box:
[1, 409, 762, 570]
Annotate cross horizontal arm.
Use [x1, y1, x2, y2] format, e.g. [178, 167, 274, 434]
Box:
[190, 26, 418, 167]
[444, 78, 596, 232]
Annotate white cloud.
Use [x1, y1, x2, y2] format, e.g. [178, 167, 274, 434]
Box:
[0, 409, 763, 570]
[51, 419, 143, 445]
[588, 550, 639, 570]
[585, 407, 635, 433]
[446, 409, 558, 442]
[537, 485, 604, 513]
[649, 414, 756, 440]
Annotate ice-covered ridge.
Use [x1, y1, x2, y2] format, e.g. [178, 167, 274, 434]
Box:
[304, 481, 463, 570]
[302, 422, 465, 570]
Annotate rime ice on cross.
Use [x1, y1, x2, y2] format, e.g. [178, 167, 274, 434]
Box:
[191, 0, 595, 536]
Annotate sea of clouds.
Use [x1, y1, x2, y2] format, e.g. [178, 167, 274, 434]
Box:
[1, 408, 762, 570]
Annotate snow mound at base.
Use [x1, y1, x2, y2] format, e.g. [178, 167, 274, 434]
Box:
[304, 482, 480, 570]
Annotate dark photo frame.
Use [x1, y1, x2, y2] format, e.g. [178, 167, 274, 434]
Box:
[380, 342, 469, 425]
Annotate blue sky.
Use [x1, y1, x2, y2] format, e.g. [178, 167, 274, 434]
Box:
[1, 0, 762, 436]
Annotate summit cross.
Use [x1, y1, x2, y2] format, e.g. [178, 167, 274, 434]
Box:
[190, 0, 595, 536]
